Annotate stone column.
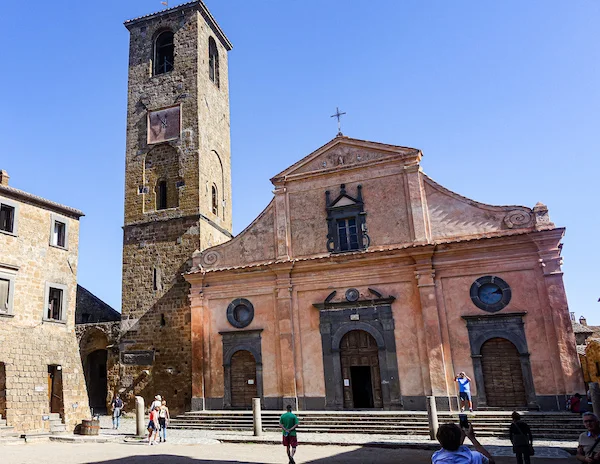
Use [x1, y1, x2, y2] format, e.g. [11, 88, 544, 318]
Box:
[135, 396, 145, 437]
[413, 252, 450, 401]
[271, 264, 298, 409]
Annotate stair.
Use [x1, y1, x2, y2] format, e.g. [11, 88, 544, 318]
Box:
[169, 410, 584, 440]
[48, 413, 68, 435]
[0, 414, 21, 444]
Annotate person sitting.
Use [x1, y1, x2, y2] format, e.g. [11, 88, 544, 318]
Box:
[432, 423, 495, 464]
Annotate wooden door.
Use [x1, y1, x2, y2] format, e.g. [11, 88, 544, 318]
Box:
[481, 338, 527, 408]
[340, 330, 383, 409]
[230, 350, 257, 409]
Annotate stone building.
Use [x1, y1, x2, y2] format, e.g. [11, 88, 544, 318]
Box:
[570, 313, 600, 388]
[186, 136, 584, 411]
[113, 1, 234, 413]
[0, 170, 90, 433]
[75, 285, 120, 414]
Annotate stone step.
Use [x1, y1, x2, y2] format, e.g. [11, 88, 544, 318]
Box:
[171, 411, 583, 440]
[0, 426, 18, 438]
[50, 424, 67, 433]
[23, 433, 51, 443]
[0, 419, 6, 426]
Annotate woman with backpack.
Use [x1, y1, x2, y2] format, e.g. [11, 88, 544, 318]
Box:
[509, 412, 534, 464]
[111, 393, 123, 430]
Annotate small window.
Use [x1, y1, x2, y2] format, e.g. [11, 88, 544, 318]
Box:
[154, 31, 174, 75]
[211, 185, 218, 216]
[0, 203, 15, 233]
[50, 215, 68, 249]
[43, 282, 67, 323]
[0, 276, 14, 315]
[47, 287, 63, 321]
[157, 181, 168, 210]
[337, 217, 360, 251]
[208, 37, 219, 87]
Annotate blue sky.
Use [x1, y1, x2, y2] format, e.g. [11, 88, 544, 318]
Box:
[1, 1, 598, 322]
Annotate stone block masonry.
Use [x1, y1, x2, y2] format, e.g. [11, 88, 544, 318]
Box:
[0, 175, 90, 433]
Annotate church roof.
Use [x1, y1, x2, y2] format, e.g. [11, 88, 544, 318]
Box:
[270, 135, 421, 184]
[124, 1, 233, 50]
[187, 227, 542, 275]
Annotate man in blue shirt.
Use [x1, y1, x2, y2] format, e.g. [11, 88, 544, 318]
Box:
[455, 372, 473, 412]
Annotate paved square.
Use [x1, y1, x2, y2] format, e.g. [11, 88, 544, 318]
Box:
[0, 442, 578, 464]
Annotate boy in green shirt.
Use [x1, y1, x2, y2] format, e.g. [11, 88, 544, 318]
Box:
[279, 405, 299, 464]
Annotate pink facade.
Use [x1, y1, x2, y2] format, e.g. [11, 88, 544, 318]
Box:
[185, 136, 583, 411]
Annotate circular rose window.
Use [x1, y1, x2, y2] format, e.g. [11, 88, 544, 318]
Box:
[469, 276, 511, 313]
[226, 298, 254, 328]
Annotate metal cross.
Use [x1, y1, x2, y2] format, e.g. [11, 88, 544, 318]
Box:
[330, 107, 346, 136]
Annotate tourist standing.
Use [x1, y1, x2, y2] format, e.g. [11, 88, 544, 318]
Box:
[432, 423, 495, 464]
[147, 405, 160, 445]
[158, 400, 170, 443]
[111, 394, 123, 430]
[509, 412, 533, 464]
[455, 372, 473, 412]
[577, 412, 600, 463]
[280, 405, 299, 464]
[151, 394, 162, 411]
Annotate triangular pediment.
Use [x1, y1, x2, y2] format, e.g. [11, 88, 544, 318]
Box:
[271, 136, 421, 184]
[331, 195, 356, 207]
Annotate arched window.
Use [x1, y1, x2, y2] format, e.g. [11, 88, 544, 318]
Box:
[157, 180, 168, 210]
[208, 37, 219, 87]
[154, 31, 174, 75]
[211, 184, 218, 216]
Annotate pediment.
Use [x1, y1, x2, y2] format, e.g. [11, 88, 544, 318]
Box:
[331, 195, 356, 207]
[271, 136, 421, 184]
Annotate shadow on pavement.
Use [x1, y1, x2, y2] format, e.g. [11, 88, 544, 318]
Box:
[88, 457, 255, 464]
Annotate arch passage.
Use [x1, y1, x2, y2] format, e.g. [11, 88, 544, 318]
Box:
[481, 338, 527, 408]
[84, 349, 108, 414]
[230, 350, 257, 409]
[340, 330, 383, 408]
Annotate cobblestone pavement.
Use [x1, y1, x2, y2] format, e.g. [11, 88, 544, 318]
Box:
[0, 441, 578, 464]
[100, 416, 576, 458]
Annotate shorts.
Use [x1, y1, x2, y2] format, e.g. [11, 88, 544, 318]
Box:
[158, 418, 167, 427]
[148, 420, 157, 431]
[282, 435, 298, 448]
[459, 391, 472, 401]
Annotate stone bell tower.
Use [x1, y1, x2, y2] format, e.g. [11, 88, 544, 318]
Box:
[117, 1, 233, 412]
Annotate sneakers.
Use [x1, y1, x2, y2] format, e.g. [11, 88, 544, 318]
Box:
[460, 407, 465, 412]
[469, 408, 473, 413]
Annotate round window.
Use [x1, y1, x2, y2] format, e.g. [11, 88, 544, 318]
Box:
[469, 276, 511, 313]
[226, 298, 254, 328]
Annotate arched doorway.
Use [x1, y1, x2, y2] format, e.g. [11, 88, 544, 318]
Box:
[84, 350, 108, 414]
[340, 330, 383, 409]
[481, 337, 527, 408]
[230, 350, 257, 409]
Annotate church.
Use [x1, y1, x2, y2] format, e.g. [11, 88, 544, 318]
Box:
[115, 1, 583, 414]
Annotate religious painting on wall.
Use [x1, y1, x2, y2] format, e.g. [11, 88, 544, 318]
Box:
[147, 105, 181, 144]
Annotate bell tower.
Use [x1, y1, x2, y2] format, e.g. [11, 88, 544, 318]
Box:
[118, 1, 233, 412]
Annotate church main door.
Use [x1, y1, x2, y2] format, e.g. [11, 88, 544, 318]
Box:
[481, 338, 527, 408]
[230, 350, 257, 409]
[340, 330, 383, 409]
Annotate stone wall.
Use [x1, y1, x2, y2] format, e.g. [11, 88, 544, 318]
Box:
[0, 185, 90, 433]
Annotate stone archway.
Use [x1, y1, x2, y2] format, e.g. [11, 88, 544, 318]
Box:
[84, 350, 108, 413]
[78, 328, 109, 414]
[481, 338, 527, 408]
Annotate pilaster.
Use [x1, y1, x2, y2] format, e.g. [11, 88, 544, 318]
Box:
[404, 163, 431, 243]
[412, 250, 450, 397]
[188, 273, 206, 410]
[273, 186, 291, 260]
[270, 263, 298, 408]
[532, 230, 584, 393]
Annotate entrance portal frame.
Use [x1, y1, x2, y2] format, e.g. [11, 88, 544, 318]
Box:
[220, 329, 263, 409]
[462, 312, 538, 409]
[314, 297, 402, 410]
